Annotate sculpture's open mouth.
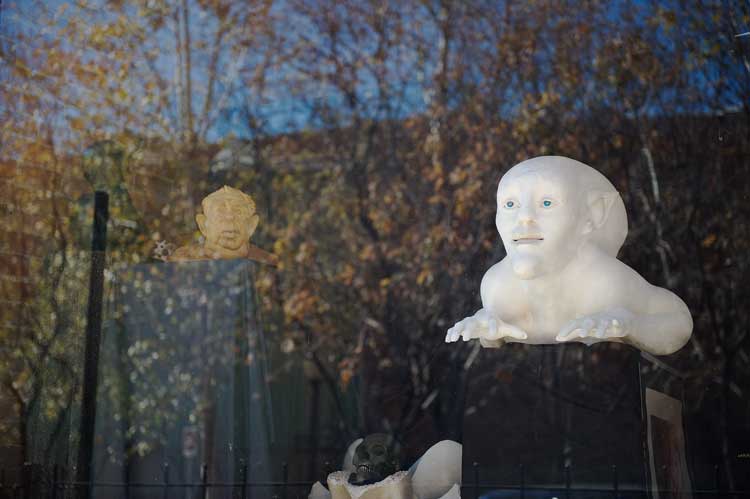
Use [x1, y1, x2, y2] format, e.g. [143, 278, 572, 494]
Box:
[221, 230, 240, 237]
[513, 236, 543, 244]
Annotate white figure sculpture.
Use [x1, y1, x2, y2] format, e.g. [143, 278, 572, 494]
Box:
[445, 156, 692, 355]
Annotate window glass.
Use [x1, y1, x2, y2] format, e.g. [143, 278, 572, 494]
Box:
[0, 0, 748, 497]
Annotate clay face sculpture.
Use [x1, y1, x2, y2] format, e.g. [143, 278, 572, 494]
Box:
[348, 434, 399, 486]
[170, 186, 278, 265]
[445, 156, 693, 355]
[198, 186, 259, 256]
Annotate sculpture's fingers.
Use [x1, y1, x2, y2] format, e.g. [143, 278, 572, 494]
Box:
[450, 323, 460, 341]
[557, 329, 580, 342]
[609, 319, 625, 337]
[582, 318, 595, 333]
[448, 320, 466, 342]
[594, 320, 607, 339]
[454, 320, 466, 334]
[500, 322, 528, 340]
[556, 321, 581, 341]
[446, 327, 457, 342]
[461, 318, 477, 341]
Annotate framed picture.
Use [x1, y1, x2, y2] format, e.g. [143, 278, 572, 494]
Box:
[646, 388, 693, 499]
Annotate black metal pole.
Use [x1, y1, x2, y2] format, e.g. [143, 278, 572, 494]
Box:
[612, 464, 619, 499]
[307, 379, 321, 482]
[473, 462, 479, 499]
[21, 462, 31, 499]
[75, 191, 109, 499]
[162, 462, 170, 499]
[714, 464, 721, 499]
[200, 463, 208, 499]
[241, 460, 248, 499]
[281, 462, 288, 499]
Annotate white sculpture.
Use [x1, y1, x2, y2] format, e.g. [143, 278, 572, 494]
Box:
[309, 440, 462, 499]
[445, 156, 692, 355]
[408, 440, 462, 499]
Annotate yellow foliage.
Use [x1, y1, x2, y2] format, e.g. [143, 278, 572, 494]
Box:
[416, 269, 432, 286]
[702, 234, 717, 248]
[284, 290, 318, 321]
[358, 245, 376, 262]
[69, 116, 86, 131]
[339, 368, 354, 389]
[338, 264, 355, 285]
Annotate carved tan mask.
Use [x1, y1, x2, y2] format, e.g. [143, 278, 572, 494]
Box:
[198, 197, 258, 252]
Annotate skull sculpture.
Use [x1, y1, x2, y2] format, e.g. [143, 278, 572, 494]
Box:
[348, 434, 400, 486]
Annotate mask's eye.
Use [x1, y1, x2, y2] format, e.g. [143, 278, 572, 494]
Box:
[504, 200, 516, 209]
[541, 199, 553, 208]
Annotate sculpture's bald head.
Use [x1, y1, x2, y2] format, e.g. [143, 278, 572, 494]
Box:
[496, 156, 627, 279]
[197, 186, 259, 253]
[201, 185, 256, 215]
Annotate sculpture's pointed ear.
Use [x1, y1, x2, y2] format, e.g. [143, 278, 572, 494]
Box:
[196, 213, 207, 236]
[586, 191, 618, 232]
[248, 213, 259, 238]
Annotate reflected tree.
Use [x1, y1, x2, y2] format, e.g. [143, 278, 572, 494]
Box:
[0, 0, 748, 488]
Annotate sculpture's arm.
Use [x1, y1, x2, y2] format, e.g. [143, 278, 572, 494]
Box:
[246, 244, 279, 266]
[623, 287, 693, 355]
[556, 270, 693, 355]
[168, 244, 201, 262]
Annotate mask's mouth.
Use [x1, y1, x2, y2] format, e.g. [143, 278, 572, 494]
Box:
[513, 236, 544, 244]
[356, 464, 373, 475]
[221, 229, 240, 237]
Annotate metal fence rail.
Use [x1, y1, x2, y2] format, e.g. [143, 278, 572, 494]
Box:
[1, 462, 749, 499]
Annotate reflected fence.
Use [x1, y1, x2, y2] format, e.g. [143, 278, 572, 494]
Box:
[1, 462, 749, 499]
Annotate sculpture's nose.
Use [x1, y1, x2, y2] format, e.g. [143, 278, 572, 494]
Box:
[518, 203, 536, 224]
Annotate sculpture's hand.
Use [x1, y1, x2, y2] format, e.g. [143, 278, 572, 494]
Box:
[555, 308, 634, 345]
[445, 309, 527, 345]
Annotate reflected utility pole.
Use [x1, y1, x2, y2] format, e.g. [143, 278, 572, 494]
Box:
[76, 191, 109, 499]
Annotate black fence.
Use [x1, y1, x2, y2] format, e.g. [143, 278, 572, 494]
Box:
[1, 462, 749, 499]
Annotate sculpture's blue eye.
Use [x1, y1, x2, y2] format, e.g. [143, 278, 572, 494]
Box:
[542, 199, 553, 208]
[505, 200, 515, 208]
